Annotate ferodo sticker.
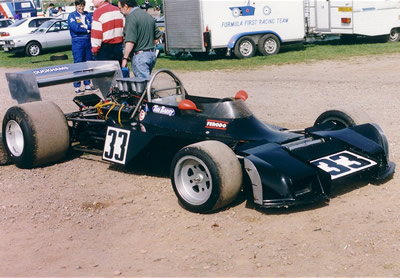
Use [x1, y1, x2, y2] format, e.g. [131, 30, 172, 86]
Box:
[206, 120, 229, 130]
[103, 126, 130, 164]
[311, 151, 377, 180]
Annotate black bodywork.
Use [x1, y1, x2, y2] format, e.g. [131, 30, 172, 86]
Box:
[6, 61, 396, 208]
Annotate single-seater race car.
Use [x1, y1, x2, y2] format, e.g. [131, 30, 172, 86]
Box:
[1, 61, 396, 213]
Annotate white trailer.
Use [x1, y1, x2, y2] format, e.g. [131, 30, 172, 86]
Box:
[163, 0, 400, 59]
[307, 0, 400, 42]
[163, 0, 306, 58]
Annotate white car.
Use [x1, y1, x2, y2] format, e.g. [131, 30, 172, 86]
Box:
[0, 18, 14, 29]
[0, 17, 53, 45]
[2, 19, 71, 56]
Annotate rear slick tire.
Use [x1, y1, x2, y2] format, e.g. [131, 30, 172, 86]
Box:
[2, 101, 70, 168]
[171, 140, 242, 213]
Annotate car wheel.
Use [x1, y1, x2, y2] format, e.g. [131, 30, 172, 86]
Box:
[0, 133, 12, 165]
[234, 36, 256, 59]
[257, 34, 280, 56]
[2, 101, 70, 168]
[25, 41, 41, 57]
[389, 28, 400, 42]
[171, 140, 242, 213]
[313, 109, 370, 129]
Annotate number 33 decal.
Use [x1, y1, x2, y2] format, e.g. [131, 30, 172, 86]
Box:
[312, 151, 377, 180]
[103, 127, 130, 164]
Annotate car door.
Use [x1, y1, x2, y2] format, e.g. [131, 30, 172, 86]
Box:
[44, 20, 70, 49]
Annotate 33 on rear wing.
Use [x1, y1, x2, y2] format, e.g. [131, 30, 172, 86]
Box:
[6, 61, 122, 104]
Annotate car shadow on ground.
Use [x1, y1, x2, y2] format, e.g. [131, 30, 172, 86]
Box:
[63, 146, 387, 215]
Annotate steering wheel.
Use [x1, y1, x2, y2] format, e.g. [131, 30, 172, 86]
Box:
[145, 68, 187, 101]
[130, 69, 187, 120]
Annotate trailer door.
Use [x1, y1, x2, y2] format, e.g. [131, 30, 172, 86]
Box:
[315, 0, 331, 31]
[163, 0, 205, 53]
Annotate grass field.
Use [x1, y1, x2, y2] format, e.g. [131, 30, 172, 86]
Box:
[1, 37, 400, 71]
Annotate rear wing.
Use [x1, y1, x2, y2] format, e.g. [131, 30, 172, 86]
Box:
[6, 61, 122, 104]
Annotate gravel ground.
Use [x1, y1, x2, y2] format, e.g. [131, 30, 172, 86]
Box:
[0, 54, 399, 277]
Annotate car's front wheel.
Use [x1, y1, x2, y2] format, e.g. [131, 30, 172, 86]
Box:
[2, 101, 70, 168]
[171, 140, 242, 213]
[313, 109, 370, 130]
[25, 41, 41, 57]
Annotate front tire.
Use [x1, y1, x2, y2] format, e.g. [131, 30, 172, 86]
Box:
[171, 140, 242, 213]
[313, 109, 370, 129]
[234, 36, 256, 59]
[2, 101, 70, 168]
[257, 34, 280, 56]
[25, 41, 41, 57]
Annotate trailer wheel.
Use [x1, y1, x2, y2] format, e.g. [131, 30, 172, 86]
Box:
[0, 133, 12, 165]
[389, 28, 400, 42]
[171, 140, 242, 213]
[234, 36, 256, 59]
[257, 34, 280, 56]
[313, 109, 370, 130]
[2, 101, 70, 168]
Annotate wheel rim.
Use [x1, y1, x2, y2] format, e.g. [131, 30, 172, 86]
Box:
[5, 120, 24, 157]
[174, 155, 212, 205]
[264, 38, 277, 54]
[29, 45, 40, 56]
[240, 40, 253, 57]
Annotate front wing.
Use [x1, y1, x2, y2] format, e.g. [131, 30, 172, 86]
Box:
[239, 123, 395, 208]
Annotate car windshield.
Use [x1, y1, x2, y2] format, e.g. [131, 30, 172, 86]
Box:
[35, 20, 54, 32]
[9, 18, 27, 27]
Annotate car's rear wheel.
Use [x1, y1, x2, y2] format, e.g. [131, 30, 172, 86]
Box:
[171, 140, 242, 213]
[257, 34, 280, 56]
[2, 101, 70, 168]
[234, 36, 256, 59]
[0, 133, 12, 165]
[25, 41, 41, 57]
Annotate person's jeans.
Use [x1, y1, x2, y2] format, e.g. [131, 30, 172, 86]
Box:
[131, 51, 156, 79]
[72, 38, 92, 88]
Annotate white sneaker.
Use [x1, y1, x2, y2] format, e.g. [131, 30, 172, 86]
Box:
[75, 88, 84, 94]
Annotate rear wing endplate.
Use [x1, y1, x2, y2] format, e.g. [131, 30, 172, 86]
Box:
[6, 61, 122, 104]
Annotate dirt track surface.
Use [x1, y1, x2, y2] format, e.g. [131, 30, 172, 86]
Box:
[0, 55, 399, 277]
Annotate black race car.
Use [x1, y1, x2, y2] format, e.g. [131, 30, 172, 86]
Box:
[1, 61, 396, 213]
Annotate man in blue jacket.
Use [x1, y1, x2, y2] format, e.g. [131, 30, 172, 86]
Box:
[68, 0, 94, 93]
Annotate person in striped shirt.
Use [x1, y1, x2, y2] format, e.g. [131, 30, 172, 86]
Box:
[91, 0, 124, 65]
